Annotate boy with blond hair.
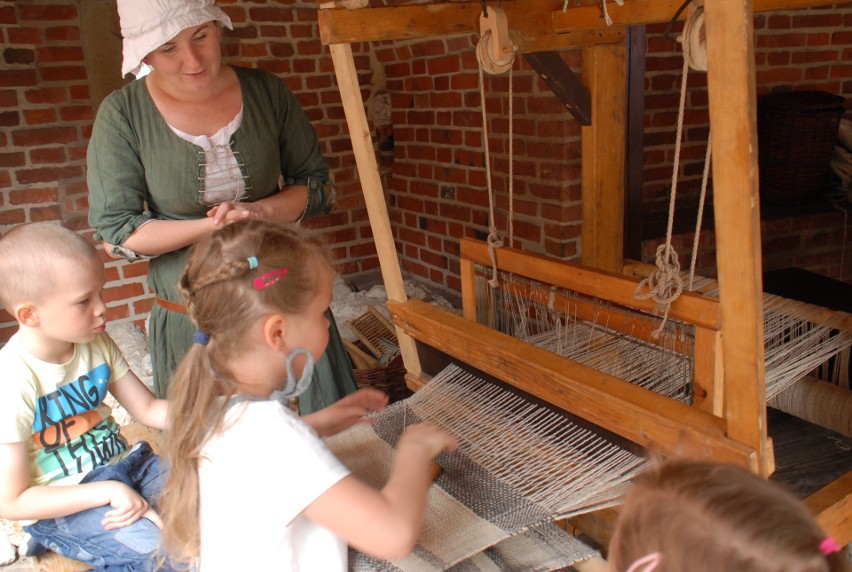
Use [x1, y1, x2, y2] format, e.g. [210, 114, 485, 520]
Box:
[0, 222, 173, 570]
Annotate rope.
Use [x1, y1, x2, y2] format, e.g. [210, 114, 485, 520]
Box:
[478, 45, 515, 286]
[688, 133, 711, 290]
[508, 64, 515, 249]
[635, 28, 691, 336]
[635, 5, 709, 333]
[479, 64, 503, 288]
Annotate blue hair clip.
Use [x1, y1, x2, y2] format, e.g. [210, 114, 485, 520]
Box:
[247, 256, 259, 269]
[193, 330, 210, 345]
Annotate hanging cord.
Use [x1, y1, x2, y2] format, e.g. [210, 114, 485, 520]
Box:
[508, 64, 515, 249]
[479, 64, 503, 289]
[479, 55, 515, 285]
[635, 17, 694, 336]
[687, 132, 711, 290]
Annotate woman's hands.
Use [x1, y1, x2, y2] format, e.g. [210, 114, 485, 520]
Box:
[207, 200, 265, 226]
[303, 388, 389, 437]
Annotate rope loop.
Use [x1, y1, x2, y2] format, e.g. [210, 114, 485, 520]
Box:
[486, 231, 504, 288]
[635, 243, 684, 337]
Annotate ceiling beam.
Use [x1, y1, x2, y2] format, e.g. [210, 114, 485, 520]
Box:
[319, 0, 852, 50]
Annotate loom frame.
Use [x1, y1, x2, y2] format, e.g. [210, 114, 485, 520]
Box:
[314, 0, 852, 545]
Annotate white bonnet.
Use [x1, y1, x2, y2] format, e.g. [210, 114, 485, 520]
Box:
[118, 0, 233, 78]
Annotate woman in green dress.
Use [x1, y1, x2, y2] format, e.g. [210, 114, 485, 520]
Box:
[87, 0, 357, 412]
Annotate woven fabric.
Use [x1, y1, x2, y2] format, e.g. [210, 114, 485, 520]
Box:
[327, 364, 636, 571]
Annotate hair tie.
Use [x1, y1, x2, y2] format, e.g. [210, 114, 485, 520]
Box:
[820, 537, 841, 556]
[253, 268, 288, 290]
[193, 330, 210, 345]
[246, 256, 259, 269]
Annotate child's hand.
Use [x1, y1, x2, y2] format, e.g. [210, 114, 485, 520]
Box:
[100, 481, 151, 531]
[304, 388, 389, 437]
[398, 423, 459, 460]
[142, 506, 164, 529]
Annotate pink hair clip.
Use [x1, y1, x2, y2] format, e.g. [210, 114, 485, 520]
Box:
[626, 552, 661, 572]
[820, 537, 841, 556]
[253, 268, 288, 290]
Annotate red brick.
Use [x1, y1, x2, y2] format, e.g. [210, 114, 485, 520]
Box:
[105, 305, 130, 322]
[6, 27, 43, 44]
[0, 151, 25, 167]
[29, 205, 62, 221]
[25, 87, 67, 104]
[133, 298, 154, 316]
[10, 186, 59, 204]
[36, 45, 84, 62]
[4, 47, 35, 65]
[15, 165, 82, 184]
[0, 111, 19, 127]
[0, 208, 26, 225]
[40, 65, 88, 82]
[791, 50, 840, 64]
[28, 147, 67, 164]
[59, 105, 93, 122]
[248, 7, 293, 22]
[0, 69, 38, 87]
[12, 126, 77, 146]
[0, 89, 17, 107]
[103, 283, 146, 304]
[20, 5, 78, 21]
[791, 14, 843, 28]
[0, 5, 15, 25]
[23, 108, 57, 125]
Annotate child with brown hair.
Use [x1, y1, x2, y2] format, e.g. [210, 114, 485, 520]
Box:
[159, 219, 457, 570]
[608, 459, 848, 572]
[0, 222, 173, 570]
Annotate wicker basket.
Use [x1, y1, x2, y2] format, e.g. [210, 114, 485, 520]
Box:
[757, 90, 845, 205]
[354, 355, 411, 403]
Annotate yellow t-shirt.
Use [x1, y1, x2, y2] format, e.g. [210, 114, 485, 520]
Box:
[0, 332, 131, 487]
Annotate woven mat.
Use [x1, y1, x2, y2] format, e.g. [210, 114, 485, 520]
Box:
[326, 364, 628, 571]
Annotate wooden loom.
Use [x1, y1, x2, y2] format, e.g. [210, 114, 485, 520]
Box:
[315, 0, 852, 546]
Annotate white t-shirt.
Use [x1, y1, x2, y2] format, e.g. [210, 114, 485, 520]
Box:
[199, 399, 350, 571]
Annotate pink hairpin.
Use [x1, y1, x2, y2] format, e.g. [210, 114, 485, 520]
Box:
[626, 552, 661, 572]
[253, 268, 288, 290]
[820, 537, 841, 556]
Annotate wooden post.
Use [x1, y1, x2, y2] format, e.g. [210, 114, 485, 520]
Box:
[581, 43, 626, 273]
[326, 40, 422, 378]
[704, 0, 771, 474]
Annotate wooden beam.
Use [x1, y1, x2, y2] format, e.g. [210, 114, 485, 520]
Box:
[523, 51, 591, 125]
[581, 43, 626, 273]
[552, 0, 852, 31]
[389, 298, 758, 469]
[461, 238, 720, 330]
[624, 25, 646, 262]
[703, 0, 771, 475]
[318, 1, 624, 49]
[803, 470, 852, 545]
[317, 0, 851, 49]
[326, 40, 422, 378]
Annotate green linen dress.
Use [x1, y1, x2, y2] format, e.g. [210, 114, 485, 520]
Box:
[87, 66, 356, 412]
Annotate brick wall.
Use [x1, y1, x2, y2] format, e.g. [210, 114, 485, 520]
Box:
[1, 1, 851, 344]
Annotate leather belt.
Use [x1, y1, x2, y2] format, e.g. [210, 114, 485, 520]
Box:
[155, 297, 188, 314]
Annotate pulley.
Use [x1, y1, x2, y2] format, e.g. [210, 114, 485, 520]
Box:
[476, 6, 516, 75]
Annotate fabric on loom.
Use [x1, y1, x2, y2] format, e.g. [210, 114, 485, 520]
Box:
[327, 363, 639, 571]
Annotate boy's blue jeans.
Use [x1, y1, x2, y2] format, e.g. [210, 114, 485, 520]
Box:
[24, 441, 176, 571]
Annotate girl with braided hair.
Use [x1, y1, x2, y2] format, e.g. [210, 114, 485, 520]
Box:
[608, 459, 849, 572]
[159, 220, 457, 570]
